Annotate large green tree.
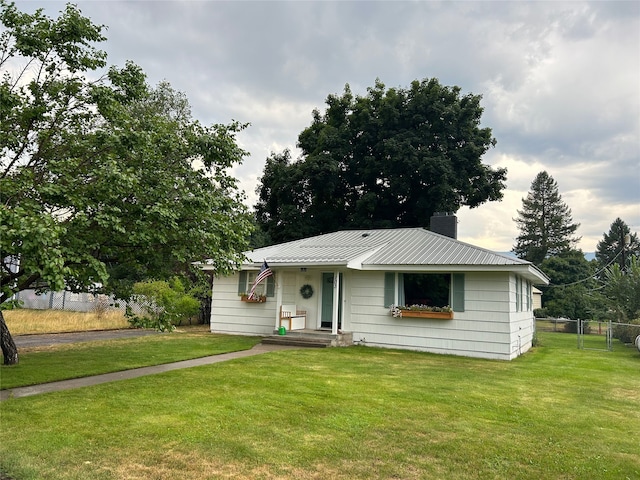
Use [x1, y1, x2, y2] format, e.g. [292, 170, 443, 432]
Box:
[513, 171, 580, 265]
[255, 78, 506, 243]
[538, 250, 596, 323]
[0, 1, 252, 364]
[595, 218, 640, 274]
[602, 256, 640, 323]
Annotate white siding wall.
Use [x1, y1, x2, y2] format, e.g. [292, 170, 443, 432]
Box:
[210, 269, 534, 360]
[280, 272, 298, 305]
[291, 272, 321, 328]
[279, 271, 322, 328]
[210, 274, 277, 336]
[348, 271, 525, 360]
[210, 270, 324, 334]
[508, 274, 536, 359]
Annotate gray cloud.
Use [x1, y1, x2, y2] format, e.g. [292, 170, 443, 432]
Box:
[13, 0, 640, 251]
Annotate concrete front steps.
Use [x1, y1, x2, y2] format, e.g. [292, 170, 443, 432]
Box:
[262, 329, 353, 348]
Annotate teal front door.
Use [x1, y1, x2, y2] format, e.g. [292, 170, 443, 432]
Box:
[321, 273, 342, 329]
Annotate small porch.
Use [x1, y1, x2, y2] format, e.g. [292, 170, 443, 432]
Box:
[262, 329, 353, 348]
[273, 269, 345, 335]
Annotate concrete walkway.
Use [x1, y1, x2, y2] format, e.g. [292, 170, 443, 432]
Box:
[1, 343, 298, 402]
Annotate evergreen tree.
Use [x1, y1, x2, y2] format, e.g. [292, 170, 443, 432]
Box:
[603, 256, 640, 323]
[538, 250, 596, 322]
[513, 171, 580, 265]
[595, 218, 640, 273]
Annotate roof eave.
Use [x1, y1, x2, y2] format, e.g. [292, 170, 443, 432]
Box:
[357, 263, 549, 284]
[245, 261, 348, 269]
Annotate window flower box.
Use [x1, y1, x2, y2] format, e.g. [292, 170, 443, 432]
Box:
[390, 304, 453, 319]
[240, 294, 266, 303]
[400, 310, 453, 319]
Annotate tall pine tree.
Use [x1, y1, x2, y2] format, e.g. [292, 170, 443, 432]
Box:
[595, 218, 640, 273]
[513, 171, 580, 265]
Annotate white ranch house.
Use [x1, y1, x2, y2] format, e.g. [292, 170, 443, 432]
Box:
[202, 225, 548, 361]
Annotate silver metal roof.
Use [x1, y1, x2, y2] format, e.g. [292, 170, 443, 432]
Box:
[244, 228, 549, 284]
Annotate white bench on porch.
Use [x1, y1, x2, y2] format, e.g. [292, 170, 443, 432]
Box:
[279, 304, 306, 331]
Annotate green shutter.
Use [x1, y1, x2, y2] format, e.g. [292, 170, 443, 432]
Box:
[237, 270, 247, 295]
[452, 274, 465, 312]
[266, 275, 275, 297]
[384, 272, 395, 307]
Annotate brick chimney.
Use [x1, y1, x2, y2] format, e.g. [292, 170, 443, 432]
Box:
[429, 212, 457, 239]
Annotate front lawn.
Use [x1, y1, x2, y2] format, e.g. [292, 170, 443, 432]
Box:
[1, 332, 638, 479]
[1, 331, 261, 389]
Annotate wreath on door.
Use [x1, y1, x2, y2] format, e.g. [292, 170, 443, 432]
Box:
[299, 284, 314, 299]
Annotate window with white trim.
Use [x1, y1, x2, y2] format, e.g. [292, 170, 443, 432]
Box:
[237, 271, 275, 297]
[384, 272, 464, 311]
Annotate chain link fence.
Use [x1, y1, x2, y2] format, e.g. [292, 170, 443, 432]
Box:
[12, 289, 211, 325]
[536, 317, 640, 352]
[13, 289, 145, 315]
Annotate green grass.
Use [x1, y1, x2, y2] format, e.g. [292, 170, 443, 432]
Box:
[0, 331, 261, 389]
[1, 332, 639, 479]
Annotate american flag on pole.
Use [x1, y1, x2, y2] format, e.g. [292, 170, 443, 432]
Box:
[248, 260, 273, 300]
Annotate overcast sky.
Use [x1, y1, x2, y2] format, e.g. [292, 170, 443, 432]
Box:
[14, 0, 640, 253]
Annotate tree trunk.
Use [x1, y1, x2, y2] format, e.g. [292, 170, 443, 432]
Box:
[0, 310, 19, 365]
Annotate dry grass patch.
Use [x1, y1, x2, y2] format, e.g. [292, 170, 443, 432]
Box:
[110, 451, 265, 480]
[610, 386, 640, 402]
[108, 449, 430, 480]
[4, 308, 130, 335]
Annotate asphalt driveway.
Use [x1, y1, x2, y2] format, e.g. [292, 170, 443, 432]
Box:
[13, 329, 163, 348]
